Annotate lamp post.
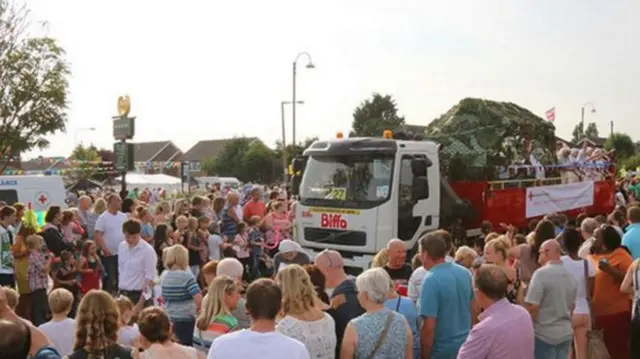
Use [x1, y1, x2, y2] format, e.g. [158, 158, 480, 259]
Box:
[74, 127, 96, 146]
[281, 100, 304, 180]
[580, 102, 596, 142]
[292, 52, 315, 150]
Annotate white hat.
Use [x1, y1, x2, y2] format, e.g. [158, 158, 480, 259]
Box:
[278, 239, 301, 253]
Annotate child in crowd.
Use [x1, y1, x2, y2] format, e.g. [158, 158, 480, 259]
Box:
[54, 250, 80, 317]
[26, 234, 51, 326]
[233, 222, 251, 280]
[115, 296, 143, 347]
[174, 215, 190, 246]
[38, 288, 76, 357]
[80, 240, 102, 294]
[207, 222, 225, 262]
[187, 217, 204, 278]
[248, 215, 264, 279]
[60, 210, 76, 244]
[5, 287, 34, 325]
[197, 216, 211, 263]
[139, 208, 154, 243]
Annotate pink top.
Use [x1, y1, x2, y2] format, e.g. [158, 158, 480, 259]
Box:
[233, 234, 250, 259]
[457, 299, 534, 359]
[61, 223, 75, 243]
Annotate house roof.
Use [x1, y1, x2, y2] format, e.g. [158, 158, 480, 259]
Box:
[21, 157, 69, 171]
[131, 141, 182, 162]
[182, 137, 258, 162]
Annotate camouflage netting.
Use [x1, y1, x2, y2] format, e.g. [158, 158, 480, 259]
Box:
[423, 98, 557, 181]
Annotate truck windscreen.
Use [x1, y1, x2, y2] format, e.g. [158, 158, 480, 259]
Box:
[300, 154, 393, 206]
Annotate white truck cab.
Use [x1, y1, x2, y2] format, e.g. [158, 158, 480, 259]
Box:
[293, 135, 444, 273]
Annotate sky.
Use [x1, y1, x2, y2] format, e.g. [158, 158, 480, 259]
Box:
[21, 0, 640, 159]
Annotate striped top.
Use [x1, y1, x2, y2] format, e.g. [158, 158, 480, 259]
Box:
[160, 269, 201, 319]
[195, 314, 238, 347]
[221, 205, 239, 239]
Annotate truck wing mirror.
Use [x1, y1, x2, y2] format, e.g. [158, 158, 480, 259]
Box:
[412, 176, 429, 200]
[411, 157, 431, 177]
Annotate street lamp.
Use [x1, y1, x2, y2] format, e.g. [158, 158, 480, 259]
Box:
[74, 127, 97, 146]
[292, 51, 315, 150]
[580, 102, 596, 142]
[281, 100, 304, 180]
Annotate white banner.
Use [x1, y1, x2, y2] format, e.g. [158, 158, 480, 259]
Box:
[525, 181, 595, 218]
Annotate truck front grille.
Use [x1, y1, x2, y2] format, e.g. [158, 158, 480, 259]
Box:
[303, 228, 367, 246]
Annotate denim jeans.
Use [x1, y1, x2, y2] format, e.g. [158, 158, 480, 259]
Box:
[534, 337, 571, 359]
[171, 317, 195, 346]
[250, 247, 261, 279]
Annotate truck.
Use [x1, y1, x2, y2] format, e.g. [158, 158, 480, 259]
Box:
[291, 98, 615, 272]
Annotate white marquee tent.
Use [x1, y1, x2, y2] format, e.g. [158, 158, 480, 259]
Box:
[114, 173, 182, 189]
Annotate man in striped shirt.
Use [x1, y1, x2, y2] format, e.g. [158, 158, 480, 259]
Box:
[457, 264, 534, 359]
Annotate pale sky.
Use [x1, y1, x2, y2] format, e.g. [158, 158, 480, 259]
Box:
[22, 0, 640, 159]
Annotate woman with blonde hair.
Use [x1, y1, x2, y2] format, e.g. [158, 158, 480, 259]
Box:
[193, 275, 242, 349]
[92, 198, 107, 216]
[69, 289, 133, 358]
[160, 245, 203, 346]
[275, 264, 336, 358]
[371, 248, 389, 268]
[484, 238, 522, 304]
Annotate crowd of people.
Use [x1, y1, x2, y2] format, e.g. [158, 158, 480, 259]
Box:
[1, 181, 640, 359]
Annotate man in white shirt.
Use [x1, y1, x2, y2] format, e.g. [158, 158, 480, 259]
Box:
[207, 278, 309, 359]
[117, 219, 157, 306]
[94, 194, 128, 294]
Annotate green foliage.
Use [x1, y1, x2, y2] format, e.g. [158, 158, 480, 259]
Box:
[604, 133, 636, 161]
[621, 154, 640, 171]
[274, 137, 318, 161]
[424, 98, 556, 180]
[350, 93, 405, 137]
[210, 137, 278, 183]
[0, 2, 70, 171]
[571, 122, 599, 144]
[200, 157, 217, 176]
[70, 144, 101, 179]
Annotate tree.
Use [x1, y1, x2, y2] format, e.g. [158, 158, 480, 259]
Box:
[571, 121, 599, 144]
[211, 137, 279, 183]
[70, 144, 101, 179]
[200, 157, 217, 176]
[622, 155, 640, 171]
[0, 2, 70, 172]
[604, 133, 636, 161]
[350, 93, 405, 137]
[274, 137, 318, 161]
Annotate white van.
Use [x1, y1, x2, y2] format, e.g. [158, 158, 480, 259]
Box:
[0, 175, 67, 212]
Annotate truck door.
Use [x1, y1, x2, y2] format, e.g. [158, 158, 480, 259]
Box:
[397, 154, 431, 242]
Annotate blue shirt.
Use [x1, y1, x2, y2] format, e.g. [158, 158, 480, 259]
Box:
[419, 262, 473, 359]
[385, 296, 420, 357]
[622, 223, 640, 259]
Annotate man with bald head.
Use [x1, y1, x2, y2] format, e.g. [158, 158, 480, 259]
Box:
[525, 239, 577, 359]
[383, 238, 412, 295]
[315, 250, 364, 358]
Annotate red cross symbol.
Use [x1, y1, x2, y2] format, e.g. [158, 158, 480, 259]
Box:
[528, 192, 534, 201]
[38, 194, 48, 204]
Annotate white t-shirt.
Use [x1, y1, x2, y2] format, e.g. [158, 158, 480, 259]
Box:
[94, 211, 128, 254]
[208, 234, 223, 261]
[560, 256, 596, 314]
[118, 324, 140, 346]
[38, 318, 76, 356]
[408, 267, 427, 304]
[207, 329, 310, 359]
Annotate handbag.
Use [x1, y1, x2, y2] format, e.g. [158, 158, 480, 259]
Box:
[583, 259, 610, 359]
[366, 312, 395, 359]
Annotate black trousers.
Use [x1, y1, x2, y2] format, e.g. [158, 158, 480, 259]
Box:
[101, 255, 118, 294]
[0, 273, 15, 287]
[31, 288, 49, 327]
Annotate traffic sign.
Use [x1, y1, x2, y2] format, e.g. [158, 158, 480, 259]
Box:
[113, 116, 136, 140]
[114, 142, 135, 172]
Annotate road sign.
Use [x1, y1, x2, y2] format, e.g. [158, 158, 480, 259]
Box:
[113, 116, 136, 140]
[181, 162, 191, 183]
[114, 142, 135, 172]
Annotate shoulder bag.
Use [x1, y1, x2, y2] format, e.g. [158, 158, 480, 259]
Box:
[366, 312, 395, 359]
[583, 259, 610, 359]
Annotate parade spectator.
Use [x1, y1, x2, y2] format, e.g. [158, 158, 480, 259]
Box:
[195, 275, 242, 347]
[38, 289, 76, 357]
[26, 234, 51, 326]
[41, 206, 73, 258]
[243, 187, 266, 222]
[275, 264, 336, 358]
[76, 195, 97, 239]
[137, 306, 204, 358]
[525, 239, 577, 359]
[590, 225, 633, 358]
[508, 219, 555, 284]
[314, 250, 364, 358]
[273, 240, 310, 273]
[622, 206, 640, 259]
[341, 268, 412, 359]
[383, 239, 412, 295]
[577, 217, 598, 259]
[94, 194, 127, 294]
[12, 223, 35, 320]
[370, 248, 388, 268]
[221, 192, 241, 241]
[206, 278, 310, 359]
[484, 238, 522, 304]
[214, 258, 250, 329]
[418, 230, 473, 359]
[457, 264, 534, 359]
[384, 271, 420, 359]
[117, 219, 157, 307]
[160, 244, 203, 346]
